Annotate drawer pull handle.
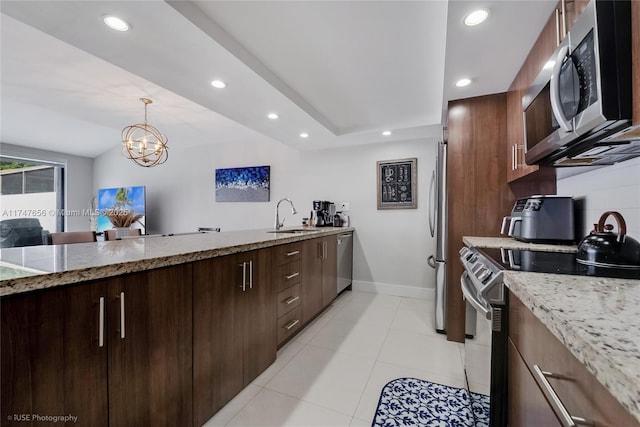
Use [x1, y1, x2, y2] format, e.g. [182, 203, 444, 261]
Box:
[120, 292, 125, 339]
[284, 319, 300, 330]
[532, 365, 594, 427]
[98, 297, 105, 348]
[285, 272, 300, 280]
[285, 296, 300, 305]
[286, 250, 300, 256]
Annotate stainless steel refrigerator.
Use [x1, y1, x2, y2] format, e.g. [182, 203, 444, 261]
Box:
[428, 140, 447, 334]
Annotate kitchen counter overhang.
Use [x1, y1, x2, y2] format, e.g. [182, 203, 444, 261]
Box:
[0, 227, 353, 297]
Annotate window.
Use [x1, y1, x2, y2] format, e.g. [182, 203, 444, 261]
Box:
[0, 156, 65, 236]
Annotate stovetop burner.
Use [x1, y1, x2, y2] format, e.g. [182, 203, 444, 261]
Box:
[477, 247, 640, 280]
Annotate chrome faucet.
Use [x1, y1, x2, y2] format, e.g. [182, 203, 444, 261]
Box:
[275, 198, 297, 230]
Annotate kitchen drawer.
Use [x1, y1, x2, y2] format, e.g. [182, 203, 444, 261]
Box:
[275, 242, 303, 265]
[509, 292, 639, 426]
[277, 283, 301, 318]
[275, 259, 302, 292]
[277, 306, 302, 345]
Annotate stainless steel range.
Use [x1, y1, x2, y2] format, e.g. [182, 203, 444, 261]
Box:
[459, 246, 508, 427]
[459, 244, 640, 427]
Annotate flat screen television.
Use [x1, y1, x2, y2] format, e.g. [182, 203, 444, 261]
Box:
[97, 186, 146, 233]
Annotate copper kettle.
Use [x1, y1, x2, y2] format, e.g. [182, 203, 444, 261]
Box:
[576, 211, 640, 269]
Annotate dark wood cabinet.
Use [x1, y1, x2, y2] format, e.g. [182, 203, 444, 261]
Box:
[193, 249, 275, 425]
[302, 235, 337, 318]
[107, 264, 193, 427]
[508, 339, 561, 427]
[301, 239, 323, 325]
[1, 263, 193, 427]
[1, 282, 108, 427]
[446, 94, 516, 342]
[321, 235, 338, 307]
[508, 291, 639, 427]
[274, 241, 304, 345]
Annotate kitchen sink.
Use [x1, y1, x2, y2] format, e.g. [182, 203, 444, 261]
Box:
[266, 228, 321, 234]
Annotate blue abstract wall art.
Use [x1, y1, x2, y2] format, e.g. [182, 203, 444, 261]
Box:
[215, 165, 270, 202]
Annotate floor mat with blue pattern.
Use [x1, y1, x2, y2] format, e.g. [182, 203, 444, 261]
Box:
[372, 377, 489, 427]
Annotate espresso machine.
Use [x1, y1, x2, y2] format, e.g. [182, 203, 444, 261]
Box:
[312, 200, 335, 227]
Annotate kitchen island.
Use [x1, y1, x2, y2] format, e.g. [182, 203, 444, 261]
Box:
[0, 227, 352, 296]
[0, 227, 353, 427]
[464, 235, 640, 425]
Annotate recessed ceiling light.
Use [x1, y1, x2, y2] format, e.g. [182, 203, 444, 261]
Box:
[300, 132, 309, 138]
[267, 113, 279, 120]
[464, 9, 489, 27]
[103, 15, 129, 32]
[456, 78, 472, 87]
[210, 80, 226, 89]
[382, 131, 392, 136]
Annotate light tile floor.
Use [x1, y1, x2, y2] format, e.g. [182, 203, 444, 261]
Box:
[203, 290, 467, 427]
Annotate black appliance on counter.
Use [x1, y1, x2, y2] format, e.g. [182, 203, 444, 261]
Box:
[459, 245, 640, 427]
[501, 195, 575, 243]
[312, 200, 336, 227]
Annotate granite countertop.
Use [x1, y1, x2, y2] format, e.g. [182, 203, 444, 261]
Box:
[0, 227, 353, 297]
[463, 235, 639, 422]
[505, 272, 640, 423]
[462, 236, 577, 253]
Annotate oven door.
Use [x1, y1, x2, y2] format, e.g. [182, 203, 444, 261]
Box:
[461, 272, 508, 427]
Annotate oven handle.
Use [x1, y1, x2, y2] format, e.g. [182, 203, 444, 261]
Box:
[460, 272, 491, 321]
[550, 44, 574, 133]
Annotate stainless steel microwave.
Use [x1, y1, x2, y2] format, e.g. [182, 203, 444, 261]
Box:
[523, 0, 636, 167]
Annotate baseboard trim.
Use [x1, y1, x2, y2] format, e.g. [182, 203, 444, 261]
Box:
[352, 280, 435, 300]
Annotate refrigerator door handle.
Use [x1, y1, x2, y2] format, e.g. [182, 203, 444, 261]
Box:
[427, 255, 436, 269]
[428, 170, 436, 238]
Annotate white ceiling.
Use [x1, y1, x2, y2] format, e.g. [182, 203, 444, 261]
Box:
[0, 0, 557, 158]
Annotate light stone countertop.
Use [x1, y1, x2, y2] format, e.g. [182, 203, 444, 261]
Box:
[463, 235, 639, 422]
[505, 272, 640, 423]
[0, 227, 353, 297]
[463, 236, 577, 253]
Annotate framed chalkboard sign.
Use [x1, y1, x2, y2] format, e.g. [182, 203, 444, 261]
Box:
[377, 158, 417, 209]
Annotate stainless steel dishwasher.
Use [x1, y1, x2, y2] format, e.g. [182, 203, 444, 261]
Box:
[337, 231, 353, 294]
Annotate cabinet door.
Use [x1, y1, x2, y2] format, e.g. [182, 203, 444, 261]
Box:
[193, 256, 243, 424]
[301, 238, 323, 324]
[508, 339, 562, 427]
[107, 264, 193, 427]
[240, 248, 276, 384]
[321, 235, 338, 307]
[1, 282, 108, 427]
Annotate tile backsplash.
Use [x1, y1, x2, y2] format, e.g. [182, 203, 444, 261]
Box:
[556, 157, 640, 239]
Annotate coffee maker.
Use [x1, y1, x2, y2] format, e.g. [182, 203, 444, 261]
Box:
[312, 200, 335, 227]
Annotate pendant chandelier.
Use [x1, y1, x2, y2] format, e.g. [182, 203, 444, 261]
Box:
[121, 98, 168, 167]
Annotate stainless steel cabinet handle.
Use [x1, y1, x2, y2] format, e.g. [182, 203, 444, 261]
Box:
[560, 0, 567, 39]
[285, 296, 300, 305]
[249, 260, 253, 289]
[239, 262, 247, 291]
[286, 250, 300, 257]
[323, 241, 327, 259]
[511, 144, 516, 170]
[120, 292, 125, 339]
[555, 8, 561, 46]
[98, 296, 105, 348]
[532, 365, 594, 427]
[284, 319, 300, 330]
[285, 272, 300, 280]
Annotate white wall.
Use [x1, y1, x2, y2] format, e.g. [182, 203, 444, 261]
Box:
[556, 157, 640, 239]
[0, 143, 94, 232]
[94, 136, 439, 297]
